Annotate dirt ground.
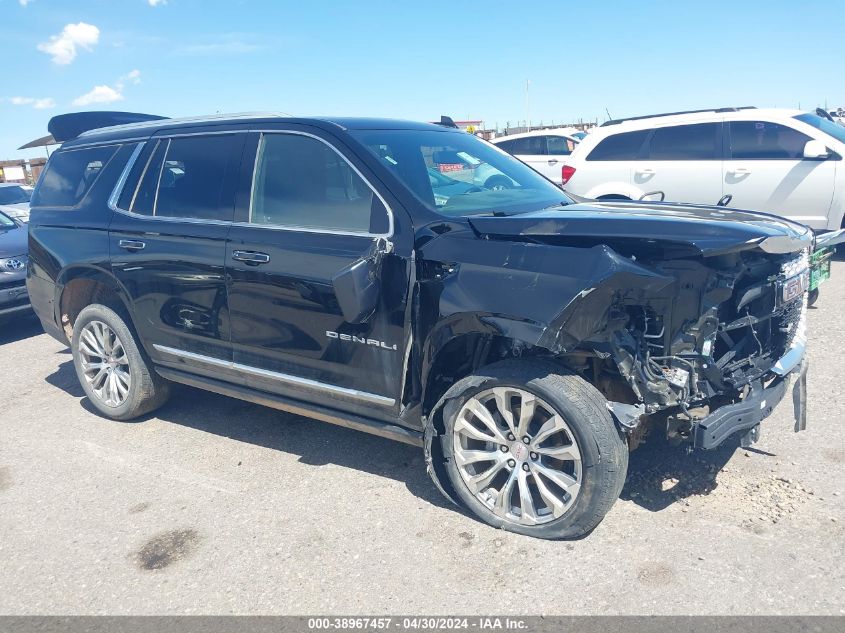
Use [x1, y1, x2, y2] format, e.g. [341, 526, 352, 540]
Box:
[1, 262, 843, 615]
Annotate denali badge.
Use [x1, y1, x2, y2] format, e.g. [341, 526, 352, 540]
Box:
[326, 330, 397, 351]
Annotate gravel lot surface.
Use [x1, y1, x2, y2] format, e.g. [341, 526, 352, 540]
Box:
[1, 261, 843, 615]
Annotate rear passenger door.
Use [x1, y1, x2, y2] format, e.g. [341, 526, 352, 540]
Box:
[225, 129, 410, 420]
[109, 131, 244, 374]
[634, 122, 723, 204]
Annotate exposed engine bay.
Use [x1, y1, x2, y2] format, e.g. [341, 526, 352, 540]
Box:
[578, 248, 809, 447]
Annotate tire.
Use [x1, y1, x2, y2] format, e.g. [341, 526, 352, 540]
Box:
[808, 288, 819, 307]
[71, 303, 170, 421]
[484, 176, 513, 191]
[439, 359, 628, 539]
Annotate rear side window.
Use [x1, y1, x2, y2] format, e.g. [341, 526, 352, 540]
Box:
[500, 136, 546, 155]
[729, 121, 812, 160]
[32, 145, 119, 207]
[586, 130, 648, 161]
[249, 133, 388, 234]
[646, 123, 719, 160]
[117, 135, 240, 221]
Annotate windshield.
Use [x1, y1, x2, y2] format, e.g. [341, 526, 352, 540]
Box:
[794, 113, 845, 145]
[0, 211, 15, 228]
[350, 129, 572, 217]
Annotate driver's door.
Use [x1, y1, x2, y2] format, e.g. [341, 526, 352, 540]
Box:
[225, 130, 410, 419]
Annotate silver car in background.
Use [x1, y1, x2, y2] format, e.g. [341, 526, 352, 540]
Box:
[0, 210, 29, 319]
[0, 183, 32, 223]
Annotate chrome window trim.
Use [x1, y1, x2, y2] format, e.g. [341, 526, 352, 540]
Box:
[152, 138, 171, 216]
[247, 130, 394, 239]
[152, 344, 396, 407]
[107, 143, 144, 212]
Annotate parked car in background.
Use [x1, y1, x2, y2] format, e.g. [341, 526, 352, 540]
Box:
[429, 149, 516, 190]
[492, 128, 580, 184]
[0, 183, 32, 223]
[0, 210, 30, 319]
[28, 110, 812, 539]
[561, 107, 845, 231]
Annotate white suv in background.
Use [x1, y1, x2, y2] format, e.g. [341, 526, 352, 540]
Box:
[492, 128, 580, 184]
[562, 107, 845, 231]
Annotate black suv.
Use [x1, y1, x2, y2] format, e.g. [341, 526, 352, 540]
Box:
[27, 111, 811, 539]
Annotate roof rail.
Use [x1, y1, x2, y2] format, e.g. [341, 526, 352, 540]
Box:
[601, 106, 757, 127]
[48, 111, 168, 143]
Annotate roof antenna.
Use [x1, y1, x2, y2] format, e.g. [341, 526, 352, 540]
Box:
[605, 107, 612, 122]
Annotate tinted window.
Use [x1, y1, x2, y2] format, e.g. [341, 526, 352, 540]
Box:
[546, 136, 576, 156]
[126, 140, 169, 216]
[730, 121, 812, 160]
[501, 136, 546, 155]
[32, 145, 118, 207]
[0, 186, 30, 205]
[587, 130, 649, 161]
[646, 123, 719, 160]
[153, 135, 239, 220]
[250, 133, 386, 234]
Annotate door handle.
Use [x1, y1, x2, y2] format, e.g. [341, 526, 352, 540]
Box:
[118, 239, 146, 251]
[635, 168, 655, 175]
[232, 250, 270, 265]
[547, 159, 559, 165]
[728, 168, 751, 175]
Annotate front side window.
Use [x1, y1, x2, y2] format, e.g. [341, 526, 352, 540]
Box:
[32, 145, 119, 207]
[0, 186, 30, 205]
[250, 133, 387, 234]
[646, 123, 719, 160]
[351, 129, 571, 217]
[729, 121, 812, 160]
[587, 130, 649, 161]
[0, 211, 15, 228]
[546, 136, 576, 156]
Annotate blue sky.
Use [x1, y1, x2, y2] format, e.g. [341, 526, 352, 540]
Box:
[2, 0, 843, 159]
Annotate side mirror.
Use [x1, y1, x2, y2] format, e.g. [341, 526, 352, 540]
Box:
[803, 140, 829, 160]
[332, 238, 393, 324]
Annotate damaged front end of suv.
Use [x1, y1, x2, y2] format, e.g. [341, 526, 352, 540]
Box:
[421, 201, 812, 456]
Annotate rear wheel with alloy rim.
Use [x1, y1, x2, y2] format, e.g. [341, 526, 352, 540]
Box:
[71, 303, 170, 421]
[440, 359, 628, 539]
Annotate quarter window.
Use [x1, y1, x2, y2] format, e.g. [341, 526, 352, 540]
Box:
[646, 123, 719, 160]
[250, 133, 387, 234]
[730, 121, 813, 160]
[500, 136, 546, 155]
[32, 145, 119, 207]
[586, 130, 649, 161]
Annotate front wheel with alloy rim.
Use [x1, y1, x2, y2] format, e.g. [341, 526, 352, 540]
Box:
[440, 360, 628, 539]
[71, 304, 171, 421]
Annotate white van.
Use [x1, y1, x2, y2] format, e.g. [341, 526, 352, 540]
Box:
[562, 107, 845, 231]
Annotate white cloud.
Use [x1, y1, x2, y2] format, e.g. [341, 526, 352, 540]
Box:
[148, 0, 167, 6]
[6, 96, 56, 109]
[124, 69, 142, 85]
[37, 22, 100, 65]
[19, 0, 34, 7]
[73, 85, 123, 106]
[72, 70, 141, 107]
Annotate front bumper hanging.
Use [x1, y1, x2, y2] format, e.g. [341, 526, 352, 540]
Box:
[693, 342, 808, 450]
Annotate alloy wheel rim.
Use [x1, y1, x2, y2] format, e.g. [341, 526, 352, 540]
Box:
[78, 320, 131, 408]
[453, 387, 582, 525]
